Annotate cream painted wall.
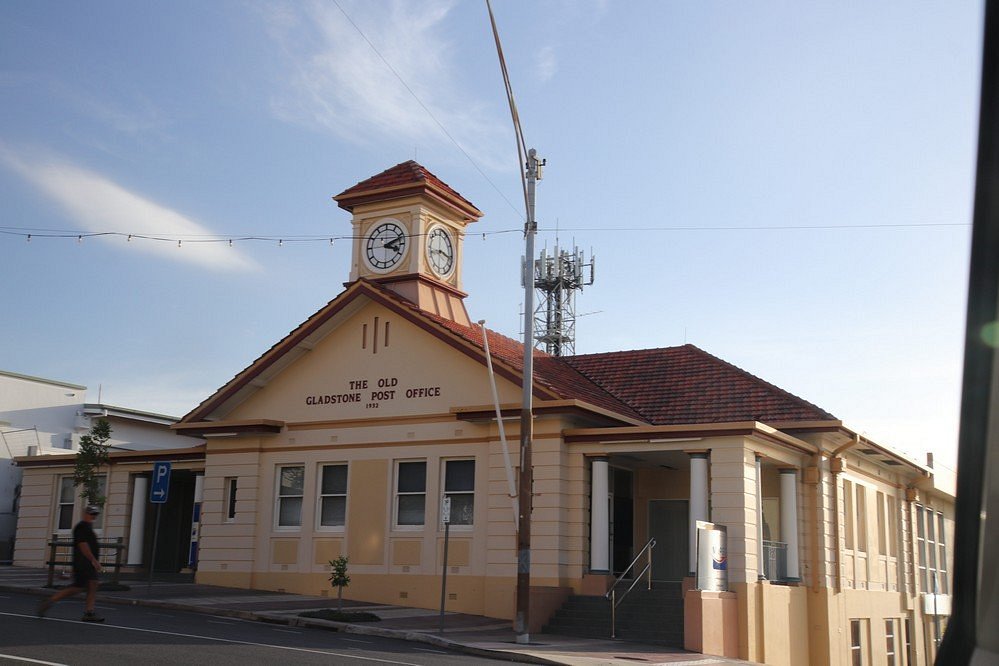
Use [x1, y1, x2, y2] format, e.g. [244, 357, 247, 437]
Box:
[228, 301, 520, 424]
[14, 460, 204, 568]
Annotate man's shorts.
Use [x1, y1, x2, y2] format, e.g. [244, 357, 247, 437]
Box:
[72, 567, 97, 589]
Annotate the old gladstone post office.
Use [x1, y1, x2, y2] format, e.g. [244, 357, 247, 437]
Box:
[16, 162, 955, 665]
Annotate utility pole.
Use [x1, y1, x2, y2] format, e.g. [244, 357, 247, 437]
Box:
[515, 148, 542, 644]
[484, 0, 542, 644]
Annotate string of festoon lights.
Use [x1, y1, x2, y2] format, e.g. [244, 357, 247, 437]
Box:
[0, 226, 528, 247]
[0, 220, 968, 249]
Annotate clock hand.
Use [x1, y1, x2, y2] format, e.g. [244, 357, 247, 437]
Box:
[384, 236, 403, 251]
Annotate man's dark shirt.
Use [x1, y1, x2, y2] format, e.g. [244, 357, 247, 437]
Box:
[72, 520, 99, 573]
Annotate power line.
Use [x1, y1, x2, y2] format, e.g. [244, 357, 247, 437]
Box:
[0, 227, 518, 245]
[0, 221, 970, 247]
[551, 222, 970, 231]
[330, 0, 524, 222]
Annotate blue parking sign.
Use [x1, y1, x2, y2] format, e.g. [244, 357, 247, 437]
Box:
[150, 462, 171, 504]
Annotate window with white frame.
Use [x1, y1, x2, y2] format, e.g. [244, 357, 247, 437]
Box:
[916, 505, 948, 594]
[442, 459, 474, 526]
[850, 618, 867, 666]
[935, 512, 948, 594]
[276, 465, 304, 528]
[318, 464, 347, 528]
[56, 476, 75, 530]
[904, 618, 914, 666]
[395, 461, 426, 527]
[225, 477, 238, 521]
[885, 618, 897, 666]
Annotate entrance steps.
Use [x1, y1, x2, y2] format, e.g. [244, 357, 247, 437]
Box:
[542, 583, 684, 646]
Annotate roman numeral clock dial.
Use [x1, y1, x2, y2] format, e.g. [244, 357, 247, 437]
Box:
[365, 220, 407, 271]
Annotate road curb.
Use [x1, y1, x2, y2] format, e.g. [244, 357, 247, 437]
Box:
[0, 584, 562, 665]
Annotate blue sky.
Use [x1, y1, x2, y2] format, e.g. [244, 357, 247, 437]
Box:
[0, 1, 982, 466]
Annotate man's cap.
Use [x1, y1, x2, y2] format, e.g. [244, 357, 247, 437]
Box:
[85, 505, 101, 515]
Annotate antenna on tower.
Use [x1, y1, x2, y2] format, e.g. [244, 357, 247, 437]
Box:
[533, 245, 595, 356]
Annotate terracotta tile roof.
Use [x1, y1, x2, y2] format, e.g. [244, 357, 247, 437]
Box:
[560, 345, 836, 425]
[181, 277, 833, 428]
[334, 161, 482, 219]
[424, 313, 643, 420]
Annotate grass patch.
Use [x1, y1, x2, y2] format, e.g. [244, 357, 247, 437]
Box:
[299, 608, 381, 623]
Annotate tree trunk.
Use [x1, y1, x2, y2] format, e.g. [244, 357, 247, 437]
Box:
[338, 585, 343, 612]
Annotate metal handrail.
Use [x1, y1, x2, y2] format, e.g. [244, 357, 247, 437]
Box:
[604, 538, 656, 639]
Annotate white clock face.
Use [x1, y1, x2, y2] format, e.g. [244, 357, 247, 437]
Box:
[426, 226, 454, 277]
[365, 220, 407, 272]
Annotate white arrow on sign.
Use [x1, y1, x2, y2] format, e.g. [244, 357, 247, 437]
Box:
[153, 489, 166, 499]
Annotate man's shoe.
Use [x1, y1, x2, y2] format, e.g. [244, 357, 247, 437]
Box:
[81, 611, 104, 623]
[36, 599, 51, 618]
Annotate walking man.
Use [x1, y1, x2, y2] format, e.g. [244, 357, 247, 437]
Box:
[37, 505, 105, 622]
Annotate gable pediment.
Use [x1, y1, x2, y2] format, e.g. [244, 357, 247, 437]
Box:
[227, 299, 523, 423]
[179, 281, 529, 425]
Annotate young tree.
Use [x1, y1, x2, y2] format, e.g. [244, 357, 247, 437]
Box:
[328, 556, 350, 612]
[73, 418, 112, 507]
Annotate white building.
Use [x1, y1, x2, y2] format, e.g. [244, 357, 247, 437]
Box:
[1, 369, 199, 562]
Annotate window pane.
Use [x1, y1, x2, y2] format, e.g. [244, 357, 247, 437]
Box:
[851, 620, 863, 666]
[916, 507, 925, 537]
[320, 497, 346, 526]
[280, 466, 304, 496]
[279, 497, 302, 526]
[227, 478, 237, 519]
[937, 514, 946, 545]
[398, 462, 426, 493]
[445, 460, 474, 492]
[447, 493, 474, 525]
[60, 477, 74, 503]
[322, 465, 347, 494]
[58, 503, 74, 530]
[397, 494, 425, 525]
[886, 619, 895, 666]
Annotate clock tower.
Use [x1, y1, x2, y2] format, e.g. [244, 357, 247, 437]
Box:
[334, 161, 482, 325]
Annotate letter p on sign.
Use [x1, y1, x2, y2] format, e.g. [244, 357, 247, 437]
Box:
[150, 461, 171, 504]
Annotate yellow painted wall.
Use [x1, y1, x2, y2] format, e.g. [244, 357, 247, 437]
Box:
[226, 301, 521, 424]
[14, 460, 205, 568]
[347, 459, 388, 565]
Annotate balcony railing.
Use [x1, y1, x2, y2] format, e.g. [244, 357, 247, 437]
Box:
[762, 540, 788, 582]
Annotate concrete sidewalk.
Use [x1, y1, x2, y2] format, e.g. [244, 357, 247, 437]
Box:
[0, 566, 752, 666]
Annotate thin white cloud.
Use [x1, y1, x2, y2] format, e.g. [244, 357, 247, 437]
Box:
[1, 147, 257, 272]
[536, 46, 558, 82]
[264, 0, 509, 170]
[41, 79, 173, 140]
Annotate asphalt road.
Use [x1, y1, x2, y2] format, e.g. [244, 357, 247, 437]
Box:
[0, 591, 513, 665]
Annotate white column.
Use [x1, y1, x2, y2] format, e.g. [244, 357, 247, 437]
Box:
[188, 474, 205, 568]
[194, 474, 205, 505]
[780, 468, 801, 582]
[756, 455, 766, 580]
[688, 452, 709, 575]
[127, 476, 147, 566]
[590, 457, 610, 573]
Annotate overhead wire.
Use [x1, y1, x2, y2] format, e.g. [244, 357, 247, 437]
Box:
[0, 221, 969, 247]
[330, 0, 524, 222]
[485, 0, 529, 225]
